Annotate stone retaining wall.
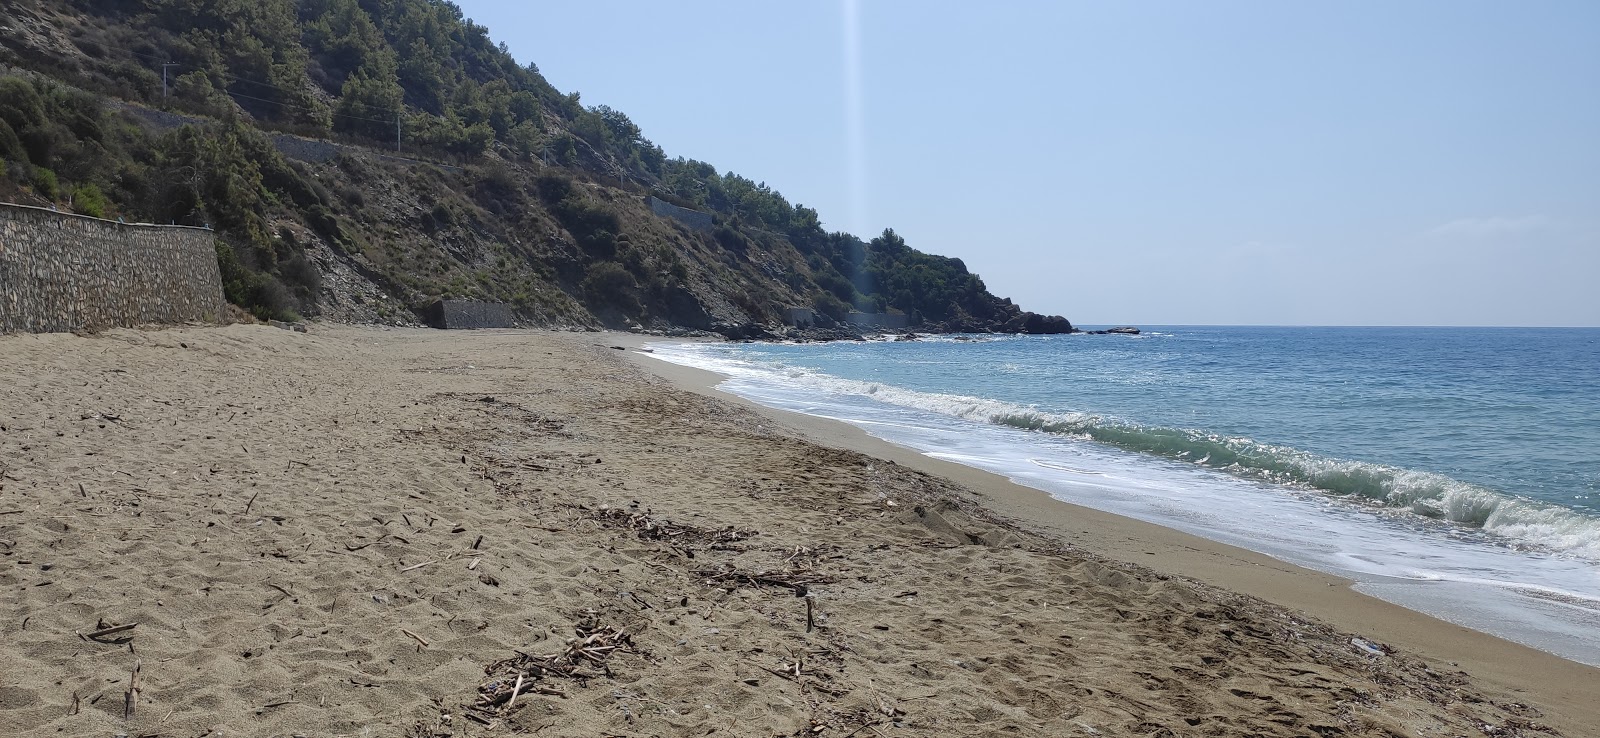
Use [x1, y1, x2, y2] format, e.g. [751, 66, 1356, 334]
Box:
[844, 312, 911, 329]
[784, 306, 817, 327]
[646, 196, 713, 232]
[0, 204, 227, 334]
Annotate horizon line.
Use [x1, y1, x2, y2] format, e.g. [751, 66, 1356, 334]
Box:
[1070, 323, 1600, 330]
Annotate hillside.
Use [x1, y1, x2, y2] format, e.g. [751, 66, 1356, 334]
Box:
[0, 0, 1073, 335]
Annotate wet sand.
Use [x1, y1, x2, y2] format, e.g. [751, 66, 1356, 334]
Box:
[0, 324, 1593, 737]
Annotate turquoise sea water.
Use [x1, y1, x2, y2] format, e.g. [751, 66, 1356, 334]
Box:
[648, 327, 1600, 664]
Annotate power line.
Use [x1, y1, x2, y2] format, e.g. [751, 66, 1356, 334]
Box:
[221, 88, 396, 125]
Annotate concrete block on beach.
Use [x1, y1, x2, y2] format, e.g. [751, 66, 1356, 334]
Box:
[421, 299, 517, 329]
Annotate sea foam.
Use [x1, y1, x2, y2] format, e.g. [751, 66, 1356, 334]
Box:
[651, 341, 1600, 562]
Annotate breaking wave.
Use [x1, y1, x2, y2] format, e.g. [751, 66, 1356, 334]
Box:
[668, 347, 1600, 561]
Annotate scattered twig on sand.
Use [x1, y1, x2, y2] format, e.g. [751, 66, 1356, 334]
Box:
[752, 661, 798, 682]
[400, 628, 430, 647]
[257, 700, 299, 712]
[123, 660, 141, 720]
[243, 490, 260, 515]
[343, 535, 386, 551]
[400, 560, 436, 572]
[842, 720, 885, 738]
[85, 621, 138, 641]
[695, 564, 838, 597]
[580, 505, 758, 550]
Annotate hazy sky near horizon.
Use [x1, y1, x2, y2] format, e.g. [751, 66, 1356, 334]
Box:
[454, 0, 1598, 326]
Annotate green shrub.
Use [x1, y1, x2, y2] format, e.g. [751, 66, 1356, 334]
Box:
[813, 292, 849, 321]
[431, 201, 454, 226]
[581, 261, 639, 313]
[278, 252, 322, 296]
[31, 167, 58, 199]
[713, 225, 750, 253]
[730, 290, 769, 321]
[553, 195, 621, 258]
[72, 183, 108, 218]
[534, 173, 572, 203]
[0, 119, 22, 162]
[215, 240, 300, 321]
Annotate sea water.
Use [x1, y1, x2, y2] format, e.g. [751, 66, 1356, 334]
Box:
[646, 327, 1600, 665]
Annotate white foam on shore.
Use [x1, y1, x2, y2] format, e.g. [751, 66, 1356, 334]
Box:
[647, 342, 1600, 559]
[644, 340, 1600, 666]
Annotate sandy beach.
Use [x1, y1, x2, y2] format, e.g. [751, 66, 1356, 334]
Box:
[2, 324, 1595, 737]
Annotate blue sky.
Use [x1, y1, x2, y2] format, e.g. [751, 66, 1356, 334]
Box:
[454, 1, 1599, 326]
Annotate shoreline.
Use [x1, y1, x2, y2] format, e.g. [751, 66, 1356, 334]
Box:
[614, 332, 1600, 728]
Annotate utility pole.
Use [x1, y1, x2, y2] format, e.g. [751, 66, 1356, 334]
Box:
[395, 113, 402, 153]
[161, 62, 178, 99]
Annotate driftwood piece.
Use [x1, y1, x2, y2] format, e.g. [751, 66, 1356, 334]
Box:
[86, 622, 138, 640]
[506, 673, 524, 708]
[123, 660, 141, 720]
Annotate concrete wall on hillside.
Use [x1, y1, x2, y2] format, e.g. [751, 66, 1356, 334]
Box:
[784, 305, 819, 326]
[844, 312, 910, 329]
[0, 203, 227, 334]
[272, 134, 342, 163]
[422, 299, 518, 329]
[113, 102, 464, 172]
[646, 196, 713, 232]
[784, 307, 817, 327]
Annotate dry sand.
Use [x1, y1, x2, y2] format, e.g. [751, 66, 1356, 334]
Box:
[1, 324, 1594, 737]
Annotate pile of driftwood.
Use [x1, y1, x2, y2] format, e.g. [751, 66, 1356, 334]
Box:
[583, 504, 757, 550]
[469, 615, 635, 727]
